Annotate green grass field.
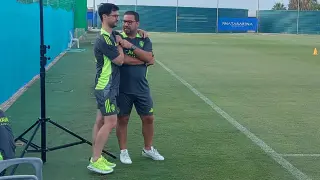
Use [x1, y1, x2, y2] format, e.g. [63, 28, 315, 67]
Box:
[4, 32, 320, 179]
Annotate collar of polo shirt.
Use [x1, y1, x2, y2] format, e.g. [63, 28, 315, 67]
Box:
[120, 32, 141, 38]
[101, 28, 111, 36]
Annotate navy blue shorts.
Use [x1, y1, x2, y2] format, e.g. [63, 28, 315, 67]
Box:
[95, 89, 119, 116]
[117, 92, 154, 117]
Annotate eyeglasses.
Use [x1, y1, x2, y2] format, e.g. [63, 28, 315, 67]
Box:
[123, 20, 136, 25]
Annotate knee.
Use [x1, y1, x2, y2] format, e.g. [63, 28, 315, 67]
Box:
[104, 116, 118, 129]
[108, 119, 118, 129]
[118, 116, 130, 125]
[95, 118, 104, 127]
[141, 115, 154, 124]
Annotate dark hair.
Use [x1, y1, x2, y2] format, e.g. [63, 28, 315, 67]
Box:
[124, 11, 140, 22]
[98, 3, 119, 21]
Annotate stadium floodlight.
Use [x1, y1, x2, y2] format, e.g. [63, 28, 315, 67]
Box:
[10, 0, 116, 175]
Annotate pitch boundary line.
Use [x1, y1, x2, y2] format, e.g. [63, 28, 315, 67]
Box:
[281, 154, 320, 157]
[156, 60, 310, 180]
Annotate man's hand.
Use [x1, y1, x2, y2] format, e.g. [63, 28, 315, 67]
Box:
[146, 57, 155, 66]
[116, 35, 123, 44]
[137, 29, 149, 38]
[124, 55, 145, 65]
[120, 39, 133, 49]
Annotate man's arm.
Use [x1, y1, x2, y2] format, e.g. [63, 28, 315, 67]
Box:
[146, 55, 155, 66]
[137, 29, 149, 38]
[114, 45, 125, 65]
[123, 55, 145, 65]
[131, 48, 153, 63]
[115, 29, 148, 38]
[133, 37, 153, 63]
[120, 38, 153, 64]
[96, 37, 124, 66]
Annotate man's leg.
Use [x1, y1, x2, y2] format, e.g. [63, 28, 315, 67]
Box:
[116, 115, 130, 150]
[140, 115, 154, 150]
[92, 114, 117, 161]
[134, 92, 164, 161]
[116, 93, 134, 164]
[87, 89, 118, 174]
[92, 110, 103, 155]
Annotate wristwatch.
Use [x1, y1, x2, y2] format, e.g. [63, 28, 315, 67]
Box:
[130, 45, 137, 50]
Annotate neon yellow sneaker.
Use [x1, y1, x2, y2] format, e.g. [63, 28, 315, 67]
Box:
[101, 156, 116, 168]
[87, 156, 113, 174]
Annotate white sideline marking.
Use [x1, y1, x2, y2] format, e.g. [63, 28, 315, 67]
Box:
[156, 60, 310, 180]
[281, 154, 320, 157]
[0, 33, 87, 112]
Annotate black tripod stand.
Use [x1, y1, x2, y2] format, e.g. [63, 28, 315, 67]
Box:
[10, 0, 116, 175]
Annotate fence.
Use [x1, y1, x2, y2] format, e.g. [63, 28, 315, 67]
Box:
[2, 0, 320, 106]
[88, 0, 320, 35]
[0, 0, 76, 105]
[90, 5, 250, 33]
[259, 10, 320, 34]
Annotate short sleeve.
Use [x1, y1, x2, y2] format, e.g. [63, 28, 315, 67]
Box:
[143, 38, 153, 52]
[95, 36, 120, 61]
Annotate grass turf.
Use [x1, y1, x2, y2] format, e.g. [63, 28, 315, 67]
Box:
[4, 32, 320, 179]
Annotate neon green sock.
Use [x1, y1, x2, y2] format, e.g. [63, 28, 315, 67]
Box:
[0, 153, 3, 161]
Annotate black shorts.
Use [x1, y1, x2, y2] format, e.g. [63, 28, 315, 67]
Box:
[117, 92, 154, 117]
[95, 89, 119, 116]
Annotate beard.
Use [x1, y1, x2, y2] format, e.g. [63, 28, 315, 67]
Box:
[123, 27, 131, 34]
[109, 21, 118, 28]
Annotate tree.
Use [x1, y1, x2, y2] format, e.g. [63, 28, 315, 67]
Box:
[311, 0, 320, 10]
[288, 0, 320, 10]
[272, 2, 287, 10]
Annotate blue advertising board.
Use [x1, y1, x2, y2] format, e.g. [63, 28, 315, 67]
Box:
[218, 18, 258, 32]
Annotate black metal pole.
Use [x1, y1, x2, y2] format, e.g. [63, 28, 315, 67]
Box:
[39, 0, 50, 163]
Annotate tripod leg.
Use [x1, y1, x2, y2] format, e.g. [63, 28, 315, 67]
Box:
[48, 119, 117, 159]
[14, 120, 39, 142]
[19, 138, 40, 150]
[10, 121, 41, 175]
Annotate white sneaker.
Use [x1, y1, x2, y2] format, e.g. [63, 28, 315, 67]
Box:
[142, 146, 164, 161]
[120, 149, 132, 164]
